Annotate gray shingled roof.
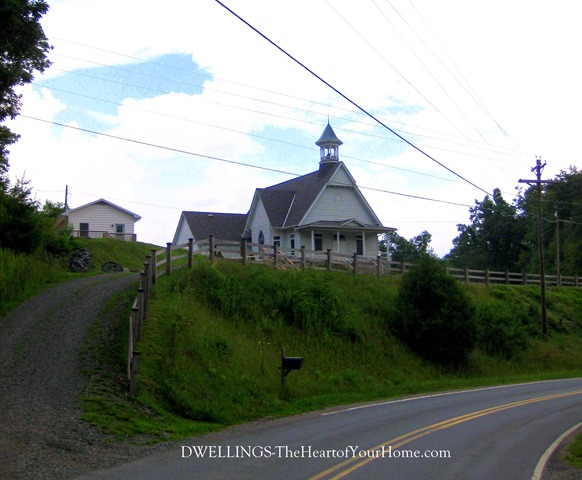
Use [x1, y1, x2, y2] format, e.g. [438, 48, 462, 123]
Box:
[315, 123, 343, 146]
[257, 162, 340, 228]
[182, 212, 247, 241]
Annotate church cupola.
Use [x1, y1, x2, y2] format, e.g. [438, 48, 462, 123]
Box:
[315, 122, 343, 164]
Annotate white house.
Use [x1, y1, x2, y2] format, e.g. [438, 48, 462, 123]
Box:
[62, 198, 141, 241]
[174, 123, 395, 257]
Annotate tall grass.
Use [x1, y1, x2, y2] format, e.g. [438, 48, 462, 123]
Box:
[129, 260, 582, 433]
[0, 248, 67, 315]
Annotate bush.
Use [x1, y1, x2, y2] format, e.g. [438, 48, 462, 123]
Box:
[474, 302, 528, 359]
[392, 255, 476, 366]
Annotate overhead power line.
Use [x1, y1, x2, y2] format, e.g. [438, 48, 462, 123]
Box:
[48, 38, 527, 163]
[214, 0, 491, 197]
[19, 115, 472, 208]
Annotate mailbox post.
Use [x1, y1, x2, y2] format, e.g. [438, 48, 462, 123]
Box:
[280, 348, 303, 385]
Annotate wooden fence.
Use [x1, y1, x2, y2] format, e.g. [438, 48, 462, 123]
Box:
[126, 235, 581, 395]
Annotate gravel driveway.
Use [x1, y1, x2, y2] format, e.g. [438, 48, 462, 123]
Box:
[0, 273, 163, 480]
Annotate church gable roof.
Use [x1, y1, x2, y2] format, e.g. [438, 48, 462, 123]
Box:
[182, 211, 247, 241]
[258, 162, 342, 228]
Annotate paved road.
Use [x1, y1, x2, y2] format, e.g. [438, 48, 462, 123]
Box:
[72, 378, 582, 480]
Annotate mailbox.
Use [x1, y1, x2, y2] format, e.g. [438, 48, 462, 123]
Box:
[280, 348, 304, 384]
[282, 356, 304, 371]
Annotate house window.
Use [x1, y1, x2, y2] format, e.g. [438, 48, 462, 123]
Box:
[356, 235, 364, 256]
[258, 231, 265, 245]
[290, 234, 295, 255]
[314, 233, 323, 251]
[116, 224, 125, 234]
[80, 223, 89, 238]
[274, 236, 280, 248]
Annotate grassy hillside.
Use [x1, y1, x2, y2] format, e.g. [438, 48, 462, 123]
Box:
[83, 259, 582, 442]
[0, 239, 159, 316]
[74, 238, 160, 273]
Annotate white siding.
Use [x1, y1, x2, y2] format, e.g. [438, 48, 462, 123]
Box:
[173, 216, 194, 247]
[68, 203, 136, 238]
[329, 166, 353, 187]
[248, 197, 272, 247]
[302, 186, 376, 225]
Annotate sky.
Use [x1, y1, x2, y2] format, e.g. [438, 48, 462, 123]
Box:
[7, 0, 582, 256]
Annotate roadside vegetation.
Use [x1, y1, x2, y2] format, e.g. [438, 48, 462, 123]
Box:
[81, 257, 582, 443]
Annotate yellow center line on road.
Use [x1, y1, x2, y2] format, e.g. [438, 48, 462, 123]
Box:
[309, 389, 582, 480]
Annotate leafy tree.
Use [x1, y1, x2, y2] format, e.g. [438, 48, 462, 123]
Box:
[446, 188, 526, 271]
[380, 230, 435, 262]
[41, 199, 65, 218]
[391, 255, 476, 366]
[518, 167, 582, 276]
[0, 0, 52, 189]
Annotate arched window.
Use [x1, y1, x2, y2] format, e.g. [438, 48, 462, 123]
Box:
[258, 230, 265, 244]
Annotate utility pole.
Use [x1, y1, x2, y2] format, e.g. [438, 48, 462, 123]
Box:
[556, 210, 561, 287]
[64, 185, 69, 211]
[519, 158, 552, 340]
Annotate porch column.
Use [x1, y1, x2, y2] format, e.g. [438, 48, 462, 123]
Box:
[311, 229, 315, 251]
[363, 231, 366, 256]
[336, 230, 340, 253]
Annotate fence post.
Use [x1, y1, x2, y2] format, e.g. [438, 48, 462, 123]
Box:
[188, 238, 194, 269]
[377, 254, 382, 278]
[273, 246, 278, 269]
[505, 270, 509, 285]
[127, 316, 134, 380]
[132, 306, 142, 341]
[485, 268, 490, 287]
[301, 246, 306, 270]
[523, 272, 527, 285]
[464, 267, 469, 284]
[150, 250, 157, 284]
[352, 253, 358, 276]
[326, 249, 332, 271]
[138, 285, 146, 323]
[145, 258, 152, 293]
[129, 352, 140, 397]
[209, 235, 215, 264]
[400, 261, 405, 274]
[166, 242, 172, 276]
[141, 268, 149, 302]
[240, 238, 247, 266]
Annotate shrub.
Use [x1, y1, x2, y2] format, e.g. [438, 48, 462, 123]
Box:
[392, 255, 476, 366]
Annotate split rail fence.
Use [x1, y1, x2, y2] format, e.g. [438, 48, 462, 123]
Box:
[126, 235, 581, 395]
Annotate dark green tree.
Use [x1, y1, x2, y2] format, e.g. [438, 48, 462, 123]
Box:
[0, 0, 52, 189]
[380, 230, 435, 262]
[391, 255, 476, 366]
[518, 167, 582, 276]
[446, 188, 526, 271]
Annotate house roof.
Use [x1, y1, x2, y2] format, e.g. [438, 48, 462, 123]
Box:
[182, 212, 247, 242]
[65, 198, 141, 221]
[257, 162, 341, 228]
